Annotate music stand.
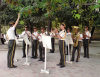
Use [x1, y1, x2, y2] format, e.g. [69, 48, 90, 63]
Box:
[23, 34, 31, 66]
[65, 33, 73, 64]
[40, 35, 52, 74]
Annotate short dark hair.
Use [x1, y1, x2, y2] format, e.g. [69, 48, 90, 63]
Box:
[9, 21, 15, 26]
[33, 27, 37, 29]
[25, 26, 28, 28]
[41, 27, 45, 30]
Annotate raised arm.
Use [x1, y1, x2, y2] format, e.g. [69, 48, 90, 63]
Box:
[13, 13, 20, 27]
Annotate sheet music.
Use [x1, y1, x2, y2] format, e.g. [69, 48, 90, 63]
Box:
[23, 34, 31, 45]
[65, 33, 73, 45]
[42, 35, 52, 49]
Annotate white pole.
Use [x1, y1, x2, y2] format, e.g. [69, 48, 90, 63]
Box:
[23, 43, 30, 66]
[44, 47, 47, 70]
[40, 45, 49, 74]
[26, 43, 28, 63]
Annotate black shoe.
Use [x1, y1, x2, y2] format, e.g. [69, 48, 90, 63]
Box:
[87, 56, 89, 58]
[60, 65, 65, 68]
[42, 59, 44, 62]
[84, 56, 86, 58]
[76, 60, 79, 62]
[31, 56, 35, 58]
[9, 65, 17, 68]
[57, 63, 61, 66]
[71, 59, 74, 61]
[38, 59, 43, 61]
[22, 56, 26, 58]
[13, 65, 17, 68]
[34, 57, 37, 59]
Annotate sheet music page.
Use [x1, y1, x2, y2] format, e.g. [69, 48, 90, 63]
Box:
[65, 33, 73, 45]
[23, 34, 31, 45]
[42, 35, 52, 49]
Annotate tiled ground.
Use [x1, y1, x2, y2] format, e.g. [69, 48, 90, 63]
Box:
[0, 41, 100, 77]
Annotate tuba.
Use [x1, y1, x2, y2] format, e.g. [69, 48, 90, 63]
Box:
[73, 33, 80, 47]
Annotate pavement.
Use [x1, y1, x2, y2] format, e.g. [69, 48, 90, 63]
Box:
[0, 41, 100, 77]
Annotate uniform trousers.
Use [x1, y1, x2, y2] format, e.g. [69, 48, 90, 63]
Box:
[50, 38, 55, 53]
[59, 40, 66, 66]
[71, 42, 80, 62]
[39, 42, 45, 60]
[83, 39, 89, 58]
[7, 40, 16, 67]
[32, 40, 38, 58]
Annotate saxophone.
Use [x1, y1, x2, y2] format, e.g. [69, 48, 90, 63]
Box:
[73, 33, 80, 47]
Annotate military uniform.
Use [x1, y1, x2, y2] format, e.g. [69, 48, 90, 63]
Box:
[31, 31, 38, 58]
[38, 32, 46, 61]
[78, 34, 83, 58]
[71, 32, 80, 62]
[83, 31, 91, 58]
[58, 30, 66, 67]
[50, 32, 55, 53]
[19, 30, 31, 58]
[7, 26, 16, 68]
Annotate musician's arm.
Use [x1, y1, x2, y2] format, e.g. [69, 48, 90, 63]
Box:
[19, 31, 25, 38]
[13, 13, 20, 27]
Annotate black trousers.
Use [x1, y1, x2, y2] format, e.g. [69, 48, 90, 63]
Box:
[83, 39, 89, 58]
[66, 44, 71, 55]
[59, 40, 66, 66]
[39, 42, 45, 60]
[78, 41, 82, 58]
[32, 40, 38, 57]
[7, 40, 16, 67]
[1, 38, 5, 44]
[71, 44, 80, 61]
[22, 40, 29, 57]
[50, 38, 55, 53]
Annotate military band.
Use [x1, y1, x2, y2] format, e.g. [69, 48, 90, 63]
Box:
[6, 17, 92, 69]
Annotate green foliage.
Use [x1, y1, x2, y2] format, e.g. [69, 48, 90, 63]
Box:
[0, 0, 100, 32]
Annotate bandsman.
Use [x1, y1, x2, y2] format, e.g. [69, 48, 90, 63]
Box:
[7, 13, 20, 68]
[71, 26, 80, 62]
[38, 27, 46, 62]
[56, 23, 66, 68]
[78, 30, 83, 58]
[83, 26, 91, 58]
[19, 26, 31, 58]
[31, 27, 38, 59]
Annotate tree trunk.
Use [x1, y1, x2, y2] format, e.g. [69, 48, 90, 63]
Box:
[0, 24, 1, 44]
[90, 26, 95, 43]
[47, 18, 52, 32]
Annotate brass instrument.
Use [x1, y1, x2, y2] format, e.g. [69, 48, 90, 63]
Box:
[72, 26, 80, 47]
[73, 33, 80, 47]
